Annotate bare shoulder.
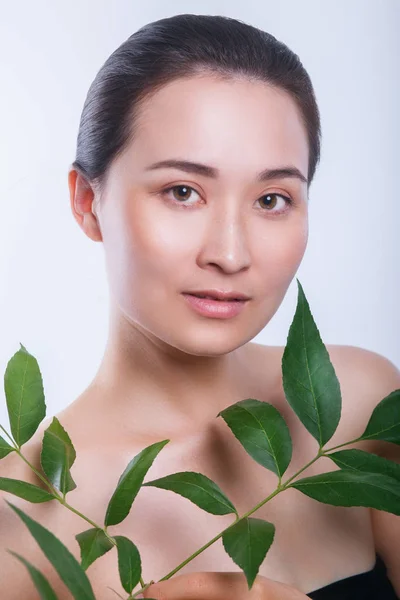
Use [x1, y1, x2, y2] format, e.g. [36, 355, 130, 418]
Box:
[251, 341, 400, 451]
[324, 345, 400, 593]
[324, 344, 400, 440]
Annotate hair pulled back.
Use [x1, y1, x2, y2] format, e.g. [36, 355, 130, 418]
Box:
[72, 13, 321, 196]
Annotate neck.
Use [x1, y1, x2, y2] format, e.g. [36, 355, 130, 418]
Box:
[87, 304, 250, 440]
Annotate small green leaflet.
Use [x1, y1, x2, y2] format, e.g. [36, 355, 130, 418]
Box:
[7, 501, 96, 600]
[7, 550, 59, 599]
[290, 469, 400, 515]
[327, 448, 400, 482]
[75, 528, 114, 571]
[222, 517, 275, 590]
[143, 471, 238, 516]
[105, 439, 170, 527]
[0, 477, 55, 503]
[217, 399, 292, 478]
[281, 279, 342, 447]
[358, 390, 400, 445]
[0, 434, 15, 459]
[4, 344, 46, 447]
[114, 536, 142, 594]
[41, 417, 77, 494]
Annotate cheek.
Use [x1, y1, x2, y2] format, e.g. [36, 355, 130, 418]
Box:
[118, 205, 193, 292]
[133, 215, 188, 264]
[254, 219, 309, 286]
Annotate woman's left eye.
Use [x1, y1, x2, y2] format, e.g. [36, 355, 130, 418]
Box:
[257, 192, 294, 214]
[160, 185, 293, 215]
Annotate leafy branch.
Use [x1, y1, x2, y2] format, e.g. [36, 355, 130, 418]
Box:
[0, 279, 399, 600]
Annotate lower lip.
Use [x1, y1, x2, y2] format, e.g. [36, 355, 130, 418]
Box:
[182, 293, 248, 319]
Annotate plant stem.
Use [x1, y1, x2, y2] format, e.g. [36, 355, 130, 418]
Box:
[14, 445, 147, 590]
[280, 449, 324, 488]
[10, 429, 363, 598]
[157, 448, 325, 583]
[322, 436, 362, 453]
[107, 587, 125, 599]
[156, 436, 366, 583]
[14, 449, 61, 499]
[14, 447, 116, 542]
[0, 424, 15, 446]
[131, 580, 155, 599]
[0, 426, 56, 498]
[60, 499, 113, 539]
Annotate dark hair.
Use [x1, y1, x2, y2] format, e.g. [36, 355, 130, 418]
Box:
[72, 13, 321, 198]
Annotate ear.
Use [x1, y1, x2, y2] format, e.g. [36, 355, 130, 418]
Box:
[68, 167, 103, 242]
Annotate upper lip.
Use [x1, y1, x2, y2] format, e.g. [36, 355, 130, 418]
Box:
[184, 289, 251, 301]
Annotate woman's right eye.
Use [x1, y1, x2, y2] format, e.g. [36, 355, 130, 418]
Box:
[160, 184, 201, 208]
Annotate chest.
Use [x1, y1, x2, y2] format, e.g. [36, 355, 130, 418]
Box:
[44, 345, 377, 596]
[76, 411, 374, 597]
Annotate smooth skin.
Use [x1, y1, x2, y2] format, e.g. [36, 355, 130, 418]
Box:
[0, 74, 399, 599]
[69, 74, 310, 439]
[138, 570, 310, 598]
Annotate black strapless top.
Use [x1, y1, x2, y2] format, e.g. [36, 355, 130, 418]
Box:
[307, 554, 398, 599]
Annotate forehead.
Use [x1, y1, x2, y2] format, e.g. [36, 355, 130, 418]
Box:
[121, 74, 309, 180]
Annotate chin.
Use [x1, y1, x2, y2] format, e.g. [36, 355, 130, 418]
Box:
[162, 327, 255, 358]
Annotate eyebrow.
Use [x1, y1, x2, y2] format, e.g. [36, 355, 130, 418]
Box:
[145, 159, 308, 185]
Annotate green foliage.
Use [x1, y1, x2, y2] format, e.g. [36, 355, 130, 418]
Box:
[114, 536, 142, 594]
[328, 448, 400, 482]
[7, 550, 59, 599]
[222, 517, 275, 590]
[76, 528, 114, 571]
[41, 416, 77, 495]
[290, 470, 400, 514]
[7, 501, 96, 600]
[359, 389, 400, 445]
[104, 439, 170, 527]
[0, 435, 14, 459]
[143, 470, 238, 516]
[217, 398, 292, 478]
[0, 477, 55, 502]
[4, 343, 46, 446]
[2, 279, 400, 598]
[281, 280, 342, 447]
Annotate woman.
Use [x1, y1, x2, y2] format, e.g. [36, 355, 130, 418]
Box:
[0, 13, 399, 600]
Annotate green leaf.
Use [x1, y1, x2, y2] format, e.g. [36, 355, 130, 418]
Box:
[7, 501, 96, 600]
[75, 528, 114, 571]
[0, 434, 15, 459]
[217, 398, 292, 478]
[0, 477, 55, 502]
[327, 448, 400, 482]
[222, 517, 275, 590]
[358, 390, 400, 445]
[4, 344, 46, 446]
[41, 417, 76, 495]
[7, 550, 59, 599]
[290, 469, 400, 515]
[114, 536, 141, 594]
[143, 471, 238, 516]
[281, 279, 342, 447]
[105, 439, 170, 527]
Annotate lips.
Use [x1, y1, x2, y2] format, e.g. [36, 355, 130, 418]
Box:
[184, 289, 250, 301]
[190, 294, 240, 301]
[182, 293, 248, 319]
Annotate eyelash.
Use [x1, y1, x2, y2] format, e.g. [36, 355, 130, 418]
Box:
[159, 184, 294, 216]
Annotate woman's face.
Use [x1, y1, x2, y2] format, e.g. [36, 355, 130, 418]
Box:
[93, 74, 309, 356]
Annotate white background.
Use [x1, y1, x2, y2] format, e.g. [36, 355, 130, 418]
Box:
[0, 0, 399, 427]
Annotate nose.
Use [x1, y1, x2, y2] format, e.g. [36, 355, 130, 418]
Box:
[196, 202, 251, 274]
